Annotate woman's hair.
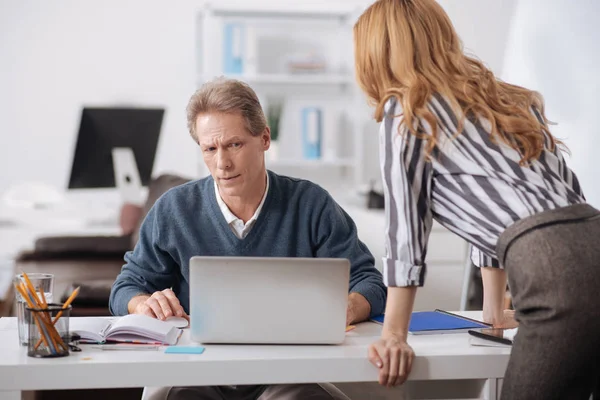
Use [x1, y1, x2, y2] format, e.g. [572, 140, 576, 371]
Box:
[186, 77, 267, 143]
[353, 0, 562, 165]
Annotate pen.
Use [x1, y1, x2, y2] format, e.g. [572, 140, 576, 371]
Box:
[91, 344, 160, 351]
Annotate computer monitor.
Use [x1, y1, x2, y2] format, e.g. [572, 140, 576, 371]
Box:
[68, 107, 164, 189]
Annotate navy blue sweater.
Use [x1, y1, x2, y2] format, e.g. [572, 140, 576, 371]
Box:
[109, 171, 386, 317]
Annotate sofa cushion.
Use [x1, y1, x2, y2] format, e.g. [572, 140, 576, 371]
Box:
[30, 235, 132, 258]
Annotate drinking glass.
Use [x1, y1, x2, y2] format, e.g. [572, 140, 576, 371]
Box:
[14, 273, 54, 345]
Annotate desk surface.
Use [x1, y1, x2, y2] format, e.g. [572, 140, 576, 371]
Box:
[0, 312, 510, 392]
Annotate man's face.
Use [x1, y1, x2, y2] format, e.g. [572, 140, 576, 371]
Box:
[196, 112, 270, 198]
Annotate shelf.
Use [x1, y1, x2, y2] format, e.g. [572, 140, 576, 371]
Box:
[266, 158, 355, 168]
[206, 5, 356, 21]
[197, 4, 366, 188]
[199, 73, 354, 86]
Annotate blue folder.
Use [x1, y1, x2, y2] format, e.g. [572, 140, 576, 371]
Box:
[371, 310, 490, 335]
[164, 346, 205, 354]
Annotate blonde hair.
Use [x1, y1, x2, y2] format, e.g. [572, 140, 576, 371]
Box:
[186, 77, 267, 143]
[353, 0, 562, 165]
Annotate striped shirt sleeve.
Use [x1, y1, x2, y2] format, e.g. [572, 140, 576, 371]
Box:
[379, 98, 433, 287]
[556, 147, 585, 200]
[470, 245, 500, 268]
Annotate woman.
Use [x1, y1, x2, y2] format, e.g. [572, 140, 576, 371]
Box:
[353, 0, 600, 399]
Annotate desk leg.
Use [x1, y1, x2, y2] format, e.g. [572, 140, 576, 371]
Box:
[481, 378, 503, 400]
[0, 390, 21, 400]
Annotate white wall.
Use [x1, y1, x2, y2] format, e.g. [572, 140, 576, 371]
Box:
[0, 0, 516, 196]
[0, 0, 202, 196]
[502, 0, 600, 208]
[359, 0, 517, 186]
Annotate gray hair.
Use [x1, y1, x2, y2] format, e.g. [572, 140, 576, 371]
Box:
[186, 77, 267, 142]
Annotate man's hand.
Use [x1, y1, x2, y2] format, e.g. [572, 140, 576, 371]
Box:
[368, 332, 415, 387]
[127, 289, 188, 321]
[346, 292, 371, 326]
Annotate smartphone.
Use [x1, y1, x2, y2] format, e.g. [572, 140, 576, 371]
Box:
[468, 328, 515, 346]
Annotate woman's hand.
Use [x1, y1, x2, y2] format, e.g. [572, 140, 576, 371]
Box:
[368, 333, 415, 387]
[486, 309, 518, 329]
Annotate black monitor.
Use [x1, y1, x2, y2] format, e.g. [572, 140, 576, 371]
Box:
[68, 107, 164, 189]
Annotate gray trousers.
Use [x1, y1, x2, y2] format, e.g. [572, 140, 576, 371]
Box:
[166, 383, 349, 400]
[497, 203, 600, 400]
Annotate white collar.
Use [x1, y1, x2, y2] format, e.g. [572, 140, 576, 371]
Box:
[214, 173, 270, 226]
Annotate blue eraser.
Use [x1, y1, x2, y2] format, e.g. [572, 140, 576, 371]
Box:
[164, 346, 205, 354]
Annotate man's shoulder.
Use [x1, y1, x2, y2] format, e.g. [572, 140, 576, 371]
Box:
[154, 176, 212, 210]
[269, 171, 331, 200]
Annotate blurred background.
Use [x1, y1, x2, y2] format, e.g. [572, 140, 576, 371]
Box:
[0, 0, 598, 315]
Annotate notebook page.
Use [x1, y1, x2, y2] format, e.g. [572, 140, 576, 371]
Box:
[107, 314, 177, 343]
[70, 317, 113, 343]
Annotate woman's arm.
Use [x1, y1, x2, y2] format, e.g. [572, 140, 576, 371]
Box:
[382, 287, 418, 340]
[369, 287, 417, 387]
[369, 97, 433, 387]
[481, 266, 518, 329]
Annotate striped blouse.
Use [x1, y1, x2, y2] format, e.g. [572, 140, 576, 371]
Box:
[379, 95, 585, 287]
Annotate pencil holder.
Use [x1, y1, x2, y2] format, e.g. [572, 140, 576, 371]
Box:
[26, 303, 72, 358]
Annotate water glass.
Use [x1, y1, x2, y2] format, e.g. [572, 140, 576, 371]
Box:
[26, 303, 71, 358]
[14, 273, 54, 345]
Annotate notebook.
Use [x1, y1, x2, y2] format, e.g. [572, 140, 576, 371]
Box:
[469, 336, 512, 348]
[70, 314, 188, 345]
[371, 310, 490, 335]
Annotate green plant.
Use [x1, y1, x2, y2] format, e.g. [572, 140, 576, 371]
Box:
[266, 99, 283, 142]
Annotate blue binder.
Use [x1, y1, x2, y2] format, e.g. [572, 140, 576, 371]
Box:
[371, 310, 490, 335]
[223, 23, 244, 74]
[301, 107, 322, 159]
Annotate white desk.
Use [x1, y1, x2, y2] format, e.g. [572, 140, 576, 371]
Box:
[0, 313, 510, 400]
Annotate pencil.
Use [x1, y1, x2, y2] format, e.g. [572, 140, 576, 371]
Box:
[21, 273, 43, 305]
[35, 288, 60, 342]
[39, 287, 48, 308]
[52, 286, 80, 323]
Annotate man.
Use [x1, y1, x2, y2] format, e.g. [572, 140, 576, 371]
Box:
[109, 77, 387, 400]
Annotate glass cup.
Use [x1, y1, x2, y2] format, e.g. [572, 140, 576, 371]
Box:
[26, 303, 71, 358]
[14, 273, 54, 345]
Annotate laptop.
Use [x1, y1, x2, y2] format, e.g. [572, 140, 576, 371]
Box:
[189, 256, 350, 345]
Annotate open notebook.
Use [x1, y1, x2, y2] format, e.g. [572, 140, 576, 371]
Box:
[70, 314, 188, 345]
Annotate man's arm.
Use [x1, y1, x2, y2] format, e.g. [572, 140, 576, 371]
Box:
[109, 203, 178, 316]
[313, 192, 387, 323]
[347, 292, 373, 325]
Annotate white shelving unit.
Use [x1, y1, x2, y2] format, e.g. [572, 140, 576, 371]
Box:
[195, 3, 370, 189]
[268, 157, 355, 168]
[198, 73, 354, 86]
